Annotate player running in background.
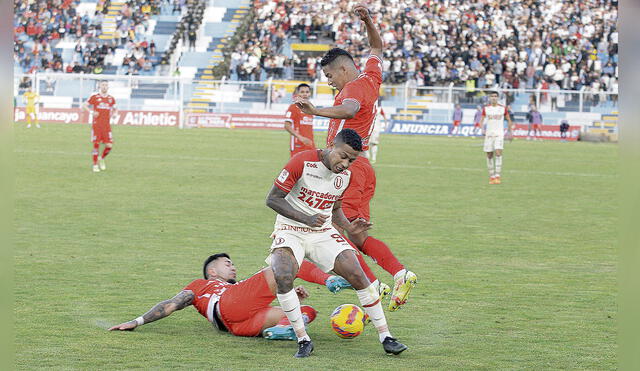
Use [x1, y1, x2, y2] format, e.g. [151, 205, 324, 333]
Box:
[293, 4, 416, 312]
[82, 80, 116, 173]
[266, 129, 407, 358]
[479, 91, 514, 185]
[450, 104, 463, 136]
[284, 83, 315, 157]
[109, 253, 352, 339]
[526, 105, 543, 141]
[366, 102, 387, 164]
[473, 105, 483, 136]
[23, 86, 40, 128]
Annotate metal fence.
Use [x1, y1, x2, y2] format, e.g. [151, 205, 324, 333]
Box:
[15, 72, 618, 116]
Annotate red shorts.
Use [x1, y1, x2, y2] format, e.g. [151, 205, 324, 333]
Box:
[453, 120, 461, 127]
[474, 122, 481, 128]
[92, 123, 112, 144]
[532, 124, 541, 130]
[342, 156, 376, 221]
[219, 271, 276, 337]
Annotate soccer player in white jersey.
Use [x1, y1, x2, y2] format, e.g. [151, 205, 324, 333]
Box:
[265, 129, 407, 358]
[479, 91, 514, 184]
[366, 102, 387, 164]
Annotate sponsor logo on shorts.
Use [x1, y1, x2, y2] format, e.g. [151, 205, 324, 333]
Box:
[274, 237, 285, 245]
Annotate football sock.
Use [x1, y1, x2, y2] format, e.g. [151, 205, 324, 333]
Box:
[371, 145, 378, 162]
[296, 260, 330, 285]
[276, 289, 308, 340]
[361, 237, 404, 276]
[487, 157, 495, 177]
[102, 146, 112, 158]
[393, 269, 407, 282]
[356, 285, 391, 342]
[495, 155, 503, 177]
[277, 305, 317, 326]
[92, 143, 100, 165]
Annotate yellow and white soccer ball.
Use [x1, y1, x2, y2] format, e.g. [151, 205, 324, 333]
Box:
[330, 304, 367, 339]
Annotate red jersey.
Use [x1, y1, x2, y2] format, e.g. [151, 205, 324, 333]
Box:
[183, 278, 232, 323]
[326, 55, 383, 150]
[87, 93, 116, 127]
[285, 103, 315, 155]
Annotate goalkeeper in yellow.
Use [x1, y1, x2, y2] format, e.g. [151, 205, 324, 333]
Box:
[23, 86, 40, 128]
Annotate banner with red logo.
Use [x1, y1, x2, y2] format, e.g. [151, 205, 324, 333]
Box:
[512, 124, 580, 141]
[14, 108, 179, 127]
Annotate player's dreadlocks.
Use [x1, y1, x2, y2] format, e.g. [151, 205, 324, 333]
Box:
[335, 128, 363, 152]
[320, 48, 355, 67]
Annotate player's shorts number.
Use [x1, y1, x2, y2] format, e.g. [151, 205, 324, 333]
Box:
[331, 233, 346, 243]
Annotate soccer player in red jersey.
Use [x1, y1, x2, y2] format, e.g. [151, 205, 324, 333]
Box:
[293, 5, 416, 312]
[266, 129, 407, 358]
[83, 80, 116, 173]
[108, 253, 349, 339]
[284, 83, 315, 157]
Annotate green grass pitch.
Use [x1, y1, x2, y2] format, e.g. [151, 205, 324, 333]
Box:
[14, 123, 617, 369]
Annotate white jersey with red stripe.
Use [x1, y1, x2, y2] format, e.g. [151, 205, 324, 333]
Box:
[273, 150, 352, 230]
[482, 104, 509, 137]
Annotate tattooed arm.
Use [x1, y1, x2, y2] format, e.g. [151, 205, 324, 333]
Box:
[108, 290, 195, 331]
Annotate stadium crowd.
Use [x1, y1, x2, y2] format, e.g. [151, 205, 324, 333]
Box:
[240, 0, 618, 96]
[14, 0, 165, 75]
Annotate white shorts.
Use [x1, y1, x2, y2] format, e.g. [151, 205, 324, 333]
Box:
[483, 135, 504, 152]
[266, 225, 355, 273]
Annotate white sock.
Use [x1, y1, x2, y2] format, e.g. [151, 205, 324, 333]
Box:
[371, 145, 378, 162]
[486, 157, 495, 177]
[356, 285, 392, 342]
[393, 269, 406, 282]
[276, 290, 308, 341]
[495, 156, 502, 177]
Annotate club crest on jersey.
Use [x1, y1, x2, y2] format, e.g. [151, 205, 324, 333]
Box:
[277, 169, 289, 183]
[334, 176, 343, 189]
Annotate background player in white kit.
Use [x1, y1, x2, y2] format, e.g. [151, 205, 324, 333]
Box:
[265, 129, 407, 358]
[366, 102, 387, 164]
[479, 91, 514, 184]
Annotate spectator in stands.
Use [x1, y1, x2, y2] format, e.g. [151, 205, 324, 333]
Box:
[239, 0, 617, 107]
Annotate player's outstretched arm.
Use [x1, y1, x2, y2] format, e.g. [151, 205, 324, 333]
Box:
[354, 4, 383, 58]
[108, 290, 194, 331]
[266, 185, 328, 228]
[296, 98, 359, 119]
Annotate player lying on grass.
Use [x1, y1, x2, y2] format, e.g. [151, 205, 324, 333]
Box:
[266, 128, 407, 357]
[109, 253, 352, 339]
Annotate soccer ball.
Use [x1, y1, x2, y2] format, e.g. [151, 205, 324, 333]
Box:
[330, 304, 367, 339]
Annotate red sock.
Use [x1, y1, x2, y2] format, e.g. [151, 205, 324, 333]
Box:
[92, 143, 100, 165]
[102, 146, 112, 158]
[296, 260, 330, 285]
[361, 237, 405, 276]
[277, 305, 317, 326]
